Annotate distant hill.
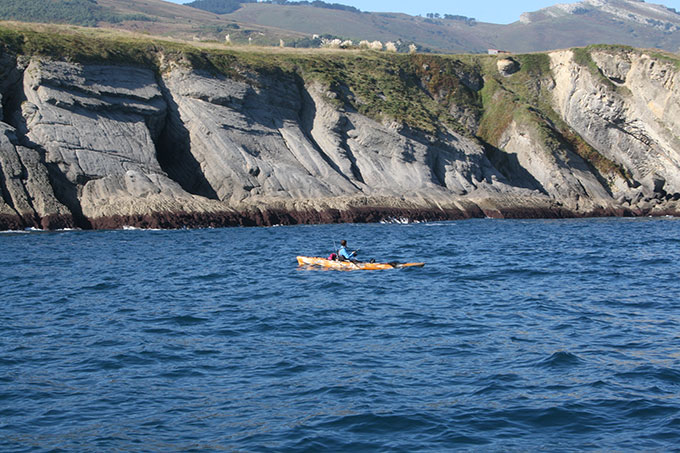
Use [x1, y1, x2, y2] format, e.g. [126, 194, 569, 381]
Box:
[100, 0, 306, 45]
[0, 0, 679, 53]
[186, 0, 255, 15]
[224, 0, 680, 52]
[0, 0, 154, 27]
[504, 0, 680, 52]
[186, 0, 361, 15]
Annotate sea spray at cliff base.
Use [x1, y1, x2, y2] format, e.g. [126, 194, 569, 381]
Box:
[2, 218, 680, 451]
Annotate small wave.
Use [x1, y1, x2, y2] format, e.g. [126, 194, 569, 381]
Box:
[317, 412, 439, 434]
[0, 357, 23, 366]
[195, 272, 224, 281]
[472, 382, 512, 396]
[81, 282, 120, 291]
[138, 351, 187, 362]
[267, 360, 310, 376]
[665, 416, 680, 428]
[74, 357, 130, 372]
[89, 339, 127, 348]
[522, 406, 604, 430]
[486, 373, 521, 383]
[165, 315, 209, 326]
[624, 399, 679, 419]
[194, 349, 220, 356]
[160, 369, 205, 379]
[214, 328, 241, 337]
[536, 351, 584, 369]
[112, 353, 157, 366]
[143, 327, 176, 335]
[510, 335, 536, 343]
[616, 365, 680, 385]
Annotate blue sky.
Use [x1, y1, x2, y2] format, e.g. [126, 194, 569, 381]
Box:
[165, 0, 680, 24]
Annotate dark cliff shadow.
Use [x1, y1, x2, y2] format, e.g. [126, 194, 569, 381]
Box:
[155, 77, 219, 200]
[277, 73, 364, 186]
[425, 145, 451, 188]
[45, 161, 92, 229]
[553, 130, 616, 197]
[2, 70, 91, 229]
[0, 57, 23, 218]
[330, 115, 365, 184]
[0, 149, 20, 215]
[482, 141, 548, 194]
[298, 82, 349, 176]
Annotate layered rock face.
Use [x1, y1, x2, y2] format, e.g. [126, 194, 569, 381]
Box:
[551, 50, 680, 211]
[160, 67, 526, 210]
[0, 45, 678, 230]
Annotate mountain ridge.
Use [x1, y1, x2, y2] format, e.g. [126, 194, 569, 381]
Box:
[520, 0, 680, 27]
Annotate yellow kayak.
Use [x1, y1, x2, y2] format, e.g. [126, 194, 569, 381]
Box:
[296, 256, 425, 270]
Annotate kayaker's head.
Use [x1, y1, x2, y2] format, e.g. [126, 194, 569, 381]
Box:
[340, 240, 347, 246]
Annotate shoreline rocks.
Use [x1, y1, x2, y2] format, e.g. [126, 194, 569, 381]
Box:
[3, 202, 677, 231]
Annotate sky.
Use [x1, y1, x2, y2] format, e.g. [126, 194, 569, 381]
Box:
[165, 0, 680, 24]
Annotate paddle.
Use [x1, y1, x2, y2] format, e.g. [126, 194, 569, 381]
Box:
[349, 250, 361, 267]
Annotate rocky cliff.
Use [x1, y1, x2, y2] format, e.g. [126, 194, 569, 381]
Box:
[0, 28, 678, 229]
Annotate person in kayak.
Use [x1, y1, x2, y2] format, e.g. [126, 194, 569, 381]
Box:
[338, 240, 358, 262]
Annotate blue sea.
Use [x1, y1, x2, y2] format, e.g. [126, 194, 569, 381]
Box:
[2, 218, 680, 451]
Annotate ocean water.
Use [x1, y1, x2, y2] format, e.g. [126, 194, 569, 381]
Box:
[1, 218, 680, 451]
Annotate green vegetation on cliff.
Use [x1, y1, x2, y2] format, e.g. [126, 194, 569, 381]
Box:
[0, 26, 163, 66]
[572, 45, 622, 90]
[475, 51, 629, 183]
[478, 54, 561, 152]
[574, 44, 680, 75]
